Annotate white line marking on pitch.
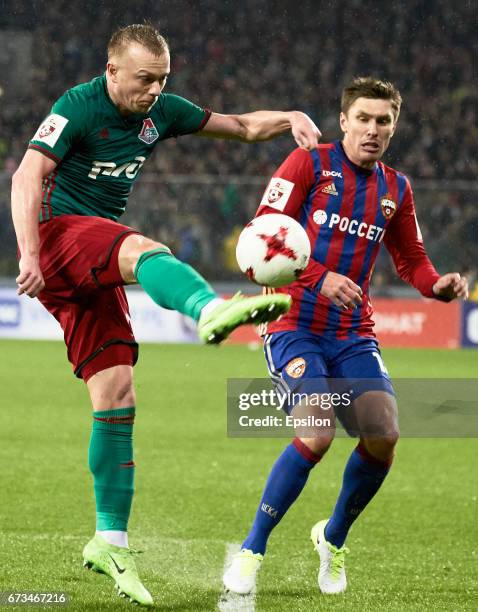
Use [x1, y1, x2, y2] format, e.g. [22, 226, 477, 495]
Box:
[218, 543, 256, 612]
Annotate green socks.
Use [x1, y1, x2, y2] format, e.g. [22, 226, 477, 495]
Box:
[88, 407, 136, 532]
[134, 249, 217, 321]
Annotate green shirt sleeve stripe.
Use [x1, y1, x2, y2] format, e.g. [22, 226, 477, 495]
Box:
[194, 108, 212, 132]
[28, 143, 62, 164]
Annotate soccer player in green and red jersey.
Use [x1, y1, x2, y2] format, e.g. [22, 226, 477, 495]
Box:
[11, 24, 321, 607]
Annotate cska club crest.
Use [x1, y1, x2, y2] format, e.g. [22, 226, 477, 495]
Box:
[138, 118, 159, 144]
[380, 193, 397, 219]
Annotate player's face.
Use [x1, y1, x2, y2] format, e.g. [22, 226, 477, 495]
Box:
[340, 98, 397, 169]
[107, 44, 170, 114]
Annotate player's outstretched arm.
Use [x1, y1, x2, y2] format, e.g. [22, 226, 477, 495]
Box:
[197, 111, 321, 150]
[432, 273, 468, 301]
[11, 149, 57, 298]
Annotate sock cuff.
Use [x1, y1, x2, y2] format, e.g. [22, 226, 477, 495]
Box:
[184, 289, 217, 321]
[291, 438, 322, 466]
[356, 443, 392, 470]
[93, 406, 136, 427]
[133, 247, 172, 281]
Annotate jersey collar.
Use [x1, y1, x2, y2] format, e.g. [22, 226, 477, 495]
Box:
[333, 140, 377, 176]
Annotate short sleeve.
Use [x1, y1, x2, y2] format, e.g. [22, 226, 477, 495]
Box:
[29, 90, 88, 162]
[161, 94, 211, 138]
[256, 148, 316, 217]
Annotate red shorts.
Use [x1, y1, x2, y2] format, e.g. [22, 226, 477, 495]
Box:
[37, 215, 141, 381]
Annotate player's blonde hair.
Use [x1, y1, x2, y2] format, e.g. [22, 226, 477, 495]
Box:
[341, 77, 402, 119]
[108, 23, 169, 59]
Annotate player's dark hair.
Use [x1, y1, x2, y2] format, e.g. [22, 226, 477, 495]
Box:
[108, 23, 169, 59]
[341, 77, 402, 119]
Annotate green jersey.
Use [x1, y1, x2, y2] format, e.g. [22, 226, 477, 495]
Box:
[29, 74, 210, 221]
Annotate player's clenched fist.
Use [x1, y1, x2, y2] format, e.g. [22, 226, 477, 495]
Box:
[16, 256, 45, 298]
[320, 271, 363, 310]
[432, 272, 468, 301]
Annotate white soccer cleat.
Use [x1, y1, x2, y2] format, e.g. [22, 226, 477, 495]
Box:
[310, 519, 349, 594]
[223, 548, 263, 595]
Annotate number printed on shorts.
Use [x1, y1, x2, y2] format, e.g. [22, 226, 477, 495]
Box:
[372, 351, 389, 375]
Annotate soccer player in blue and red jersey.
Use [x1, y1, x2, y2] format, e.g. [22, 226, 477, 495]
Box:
[223, 77, 468, 596]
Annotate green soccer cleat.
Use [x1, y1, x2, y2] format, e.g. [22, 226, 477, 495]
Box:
[83, 534, 153, 607]
[197, 292, 292, 344]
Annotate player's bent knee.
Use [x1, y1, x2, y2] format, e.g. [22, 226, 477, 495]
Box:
[299, 433, 334, 456]
[361, 431, 399, 462]
[118, 234, 171, 284]
[87, 365, 136, 410]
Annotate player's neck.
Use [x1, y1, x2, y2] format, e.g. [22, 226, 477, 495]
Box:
[105, 77, 133, 117]
[341, 140, 376, 171]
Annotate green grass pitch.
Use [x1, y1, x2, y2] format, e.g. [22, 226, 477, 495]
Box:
[1, 340, 477, 611]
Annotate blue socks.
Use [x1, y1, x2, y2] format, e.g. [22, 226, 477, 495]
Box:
[325, 444, 391, 548]
[242, 439, 322, 555]
[242, 441, 392, 555]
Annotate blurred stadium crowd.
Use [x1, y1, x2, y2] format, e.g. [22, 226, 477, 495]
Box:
[0, 0, 477, 290]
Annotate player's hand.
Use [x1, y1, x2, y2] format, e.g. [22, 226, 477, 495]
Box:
[432, 273, 468, 301]
[16, 255, 45, 298]
[320, 271, 363, 310]
[290, 111, 321, 151]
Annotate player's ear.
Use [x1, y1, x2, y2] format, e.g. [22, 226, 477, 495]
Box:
[106, 61, 118, 82]
[339, 112, 348, 134]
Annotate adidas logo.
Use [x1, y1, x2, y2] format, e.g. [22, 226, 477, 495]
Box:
[322, 182, 338, 196]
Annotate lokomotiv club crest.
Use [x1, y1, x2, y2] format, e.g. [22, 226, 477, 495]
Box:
[138, 118, 159, 144]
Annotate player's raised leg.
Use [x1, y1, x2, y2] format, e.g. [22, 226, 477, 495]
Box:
[83, 364, 153, 607]
[118, 235, 291, 344]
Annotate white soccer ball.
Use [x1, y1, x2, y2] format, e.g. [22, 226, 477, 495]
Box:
[236, 214, 311, 288]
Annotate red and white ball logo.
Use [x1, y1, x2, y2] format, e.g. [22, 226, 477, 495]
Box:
[267, 182, 284, 204]
[33, 114, 69, 147]
[39, 124, 56, 138]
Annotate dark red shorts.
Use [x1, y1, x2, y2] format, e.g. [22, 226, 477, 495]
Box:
[37, 215, 141, 381]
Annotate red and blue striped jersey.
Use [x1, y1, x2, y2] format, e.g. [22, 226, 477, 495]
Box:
[256, 141, 440, 338]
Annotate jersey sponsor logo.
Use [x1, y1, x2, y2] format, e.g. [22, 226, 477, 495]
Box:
[313, 211, 386, 242]
[285, 357, 306, 378]
[88, 156, 146, 180]
[138, 118, 159, 144]
[32, 114, 69, 148]
[322, 169, 343, 178]
[313, 209, 328, 225]
[261, 503, 278, 518]
[260, 178, 295, 212]
[321, 182, 338, 196]
[380, 193, 397, 219]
